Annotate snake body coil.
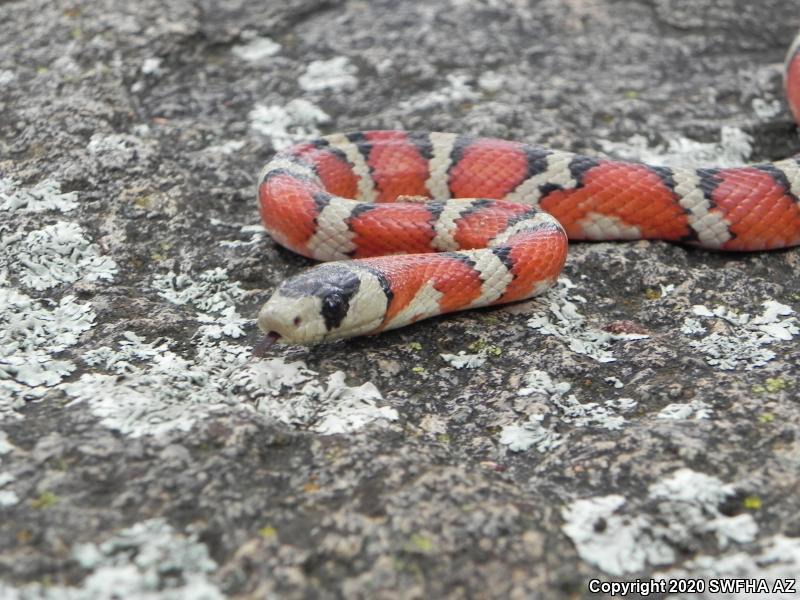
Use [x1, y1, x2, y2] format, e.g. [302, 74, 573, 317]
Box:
[256, 34, 800, 345]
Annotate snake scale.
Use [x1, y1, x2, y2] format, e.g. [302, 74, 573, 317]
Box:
[255, 33, 800, 346]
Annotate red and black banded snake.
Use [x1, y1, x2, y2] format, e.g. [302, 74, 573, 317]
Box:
[255, 33, 800, 345]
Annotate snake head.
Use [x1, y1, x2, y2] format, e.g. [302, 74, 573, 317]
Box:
[257, 263, 389, 345]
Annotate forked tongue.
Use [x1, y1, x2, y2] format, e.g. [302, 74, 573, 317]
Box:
[252, 331, 281, 357]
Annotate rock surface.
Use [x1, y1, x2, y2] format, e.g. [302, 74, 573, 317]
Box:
[2, 0, 800, 598]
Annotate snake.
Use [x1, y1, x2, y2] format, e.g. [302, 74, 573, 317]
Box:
[254, 33, 800, 346]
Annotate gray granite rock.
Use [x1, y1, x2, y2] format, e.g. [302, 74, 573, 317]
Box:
[1, 0, 800, 598]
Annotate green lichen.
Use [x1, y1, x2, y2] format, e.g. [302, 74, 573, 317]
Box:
[468, 339, 502, 356]
[468, 340, 486, 352]
[408, 533, 435, 553]
[753, 377, 790, 394]
[477, 313, 500, 325]
[31, 491, 59, 509]
[258, 525, 277, 538]
[644, 288, 661, 300]
[743, 496, 762, 510]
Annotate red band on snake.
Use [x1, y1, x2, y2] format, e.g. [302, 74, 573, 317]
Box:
[256, 34, 800, 345]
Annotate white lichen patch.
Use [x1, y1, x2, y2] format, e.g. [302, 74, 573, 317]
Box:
[82, 331, 167, 374]
[656, 534, 800, 598]
[0, 177, 77, 213]
[70, 336, 249, 437]
[86, 133, 154, 170]
[519, 368, 636, 432]
[141, 56, 162, 75]
[398, 73, 478, 113]
[0, 289, 94, 389]
[298, 56, 358, 92]
[64, 368, 232, 438]
[477, 70, 505, 93]
[152, 269, 248, 341]
[72, 330, 397, 437]
[500, 369, 637, 452]
[0, 471, 18, 507]
[440, 351, 486, 369]
[218, 223, 266, 248]
[249, 98, 330, 151]
[685, 301, 798, 370]
[0, 431, 13, 455]
[562, 495, 675, 576]
[643, 469, 758, 556]
[527, 278, 648, 363]
[656, 400, 713, 420]
[562, 468, 757, 576]
[752, 97, 783, 120]
[202, 139, 246, 156]
[0, 432, 17, 507]
[518, 368, 572, 397]
[153, 267, 246, 314]
[0, 518, 223, 599]
[499, 415, 561, 452]
[647, 468, 758, 549]
[241, 356, 317, 393]
[0, 381, 28, 419]
[0, 489, 19, 508]
[41, 248, 397, 438]
[197, 306, 248, 340]
[310, 372, 397, 435]
[554, 391, 634, 430]
[3, 221, 117, 291]
[239, 361, 398, 435]
[598, 126, 753, 168]
[232, 36, 281, 62]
